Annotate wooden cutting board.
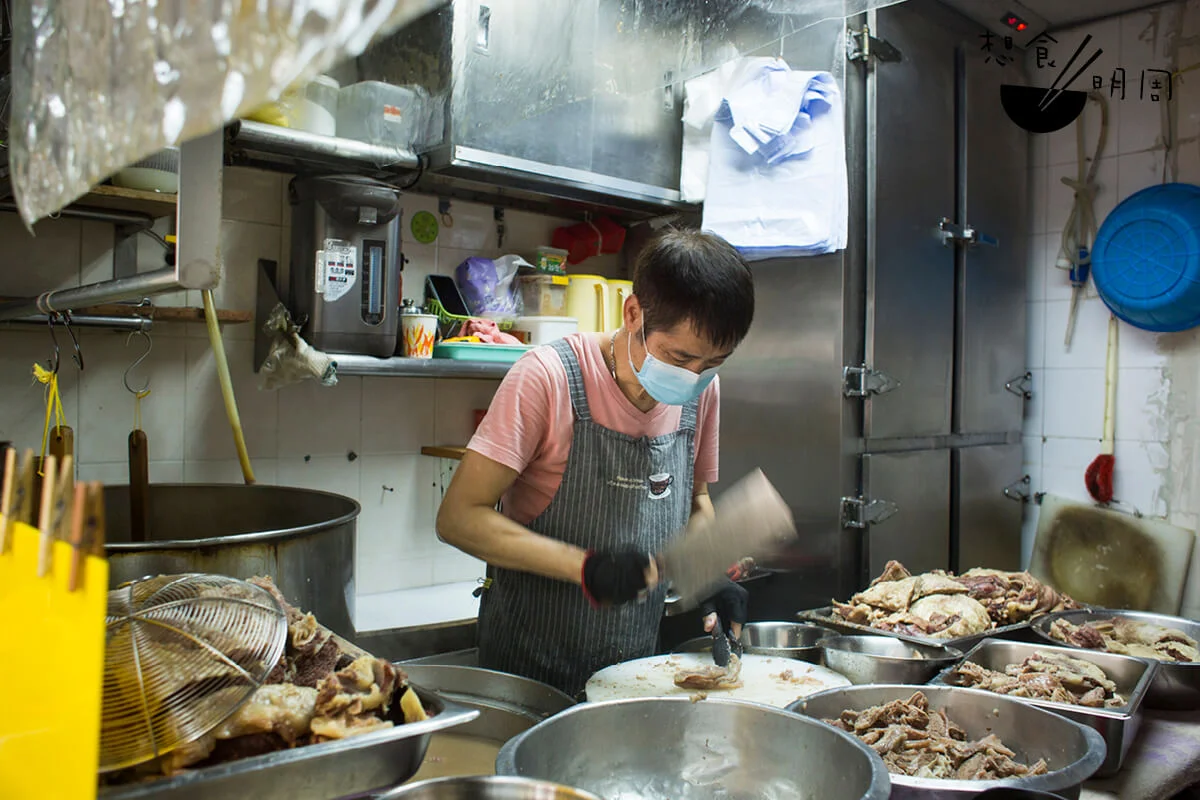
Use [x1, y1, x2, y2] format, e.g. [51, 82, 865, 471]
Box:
[1030, 493, 1195, 615]
[585, 653, 849, 708]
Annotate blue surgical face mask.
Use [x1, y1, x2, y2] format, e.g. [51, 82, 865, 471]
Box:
[628, 326, 719, 406]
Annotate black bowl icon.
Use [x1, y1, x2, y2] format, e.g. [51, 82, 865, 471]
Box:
[1000, 84, 1088, 133]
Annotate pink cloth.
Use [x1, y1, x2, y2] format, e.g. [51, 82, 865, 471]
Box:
[460, 318, 522, 345]
[467, 333, 720, 525]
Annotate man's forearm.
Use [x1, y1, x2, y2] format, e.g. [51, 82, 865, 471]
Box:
[437, 503, 587, 584]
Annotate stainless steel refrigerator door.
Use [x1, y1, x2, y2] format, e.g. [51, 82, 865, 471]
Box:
[864, 450, 951, 577]
[955, 443, 1025, 571]
[866, 3, 958, 440]
[718, 255, 855, 603]
[956, 48, 1030, 435]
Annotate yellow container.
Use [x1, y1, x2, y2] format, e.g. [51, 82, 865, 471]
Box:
[608, 279, 632, 331]
[566, 275, 610, 334]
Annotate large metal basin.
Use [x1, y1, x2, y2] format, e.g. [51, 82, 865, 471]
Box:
[104, 484, 359, 639]
[790, 685, 1106, 800]
[378, 776, 603, 799]
[496, 696, 891, 800]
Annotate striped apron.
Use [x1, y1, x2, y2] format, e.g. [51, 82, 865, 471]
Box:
[477, 338, 697, 697]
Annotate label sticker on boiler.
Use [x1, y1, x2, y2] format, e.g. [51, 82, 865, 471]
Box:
[315, 239, 357, 302]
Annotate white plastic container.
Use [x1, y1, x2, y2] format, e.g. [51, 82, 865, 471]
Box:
[512, 316, 578, 346]
[336, 81, 425, 150]
[295, 75, 339, 137]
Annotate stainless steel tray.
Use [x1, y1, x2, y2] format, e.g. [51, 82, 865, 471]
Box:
[929, 637, 1157, 778]
[797, 605, 1032, 651]
[1031, 608, 1200, 711]
[99, 686, 479, 800]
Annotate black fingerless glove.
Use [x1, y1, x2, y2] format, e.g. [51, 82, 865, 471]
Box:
[581, 550, 651, 607]
[700, 578, 750, 632]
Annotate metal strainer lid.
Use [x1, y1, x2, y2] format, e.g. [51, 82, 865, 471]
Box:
[100, 574, 287, 772]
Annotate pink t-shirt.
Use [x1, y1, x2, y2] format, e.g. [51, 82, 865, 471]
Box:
[467, 333, 720, 525]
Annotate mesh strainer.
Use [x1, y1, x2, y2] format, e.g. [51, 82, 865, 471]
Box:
[100, 574, 287, 772]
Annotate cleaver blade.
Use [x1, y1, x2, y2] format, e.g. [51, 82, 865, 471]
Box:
[657, 469, 795, 612]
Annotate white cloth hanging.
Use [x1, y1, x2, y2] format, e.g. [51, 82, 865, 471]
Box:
[687, 58, 848, 260]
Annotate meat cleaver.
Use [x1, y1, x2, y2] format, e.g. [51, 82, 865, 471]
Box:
[656, 469, 795, 612]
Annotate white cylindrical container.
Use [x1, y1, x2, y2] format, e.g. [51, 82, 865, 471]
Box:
[511, 316, 578, 346]
[401, 314, 439, 358]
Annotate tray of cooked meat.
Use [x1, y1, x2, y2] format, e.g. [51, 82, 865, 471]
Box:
[798, 560, 1082, 650]
[930, 638, 1157, 777]
[99, 576, 478, 800]
[789, 686, 1106, 797]
[1032, 608, 1200, 711]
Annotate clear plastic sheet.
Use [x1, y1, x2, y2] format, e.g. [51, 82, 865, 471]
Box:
[10, 0, 444, 226]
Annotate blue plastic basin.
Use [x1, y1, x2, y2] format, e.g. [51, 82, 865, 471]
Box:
[1091, 182, 1200, 332]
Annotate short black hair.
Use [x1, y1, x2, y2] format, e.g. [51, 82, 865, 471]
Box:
[632, 229, 754, 351]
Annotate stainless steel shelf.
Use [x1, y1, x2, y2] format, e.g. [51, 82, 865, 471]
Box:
[331, 354, 510, 380]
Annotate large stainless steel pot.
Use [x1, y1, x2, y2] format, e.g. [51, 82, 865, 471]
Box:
[496, 697, 891, 799]
[790, 685, 1107, 800]
[377, 776, 603, 799]
[104, 484, 359, 638]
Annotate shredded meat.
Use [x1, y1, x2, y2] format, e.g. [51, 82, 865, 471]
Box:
[949, 650, 1127, 708]
[310, 656, 400, 740]
[824, 691, 1049, 780]
[1049, 617, 1200, 663]
[832, 562, 1080, 639]
[673, 654, 744, 691]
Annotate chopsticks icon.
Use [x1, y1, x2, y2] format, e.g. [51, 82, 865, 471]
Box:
[1039, 35, 1104, 111]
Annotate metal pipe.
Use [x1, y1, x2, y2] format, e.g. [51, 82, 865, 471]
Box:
[229, 120, 420, 171]
[5, 314, 152, 332]
[0, 200, 153, 228]
[0, 267, 181, 321]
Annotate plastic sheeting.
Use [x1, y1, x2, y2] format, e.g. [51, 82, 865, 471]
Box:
[10, 0, 908, 226]
[9, 0, 443, 226]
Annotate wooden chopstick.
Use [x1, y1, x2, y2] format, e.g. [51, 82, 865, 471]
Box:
[35, 455, 56, 577]
[0, 446, 15, 553]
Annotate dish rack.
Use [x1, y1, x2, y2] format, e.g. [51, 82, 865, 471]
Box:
[426, 297, 515, 333]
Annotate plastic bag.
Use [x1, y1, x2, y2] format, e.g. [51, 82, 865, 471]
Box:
[258, 304, 337, 391]
[454, 255, 528, 325]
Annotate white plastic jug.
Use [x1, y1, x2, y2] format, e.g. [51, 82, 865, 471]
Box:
[566, 275, 609, 334]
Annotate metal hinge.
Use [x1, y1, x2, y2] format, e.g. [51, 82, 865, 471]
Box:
[841, 496, 899, 529]
[1003, 475, 1032, 503]
[938, 217, 999, 248]
[1005, 371, 1033, 400]
[844, 365, 901, 398]
[847, 26, 902, 64]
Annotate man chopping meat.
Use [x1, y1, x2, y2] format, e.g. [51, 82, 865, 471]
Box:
[437, 229, 755, 696]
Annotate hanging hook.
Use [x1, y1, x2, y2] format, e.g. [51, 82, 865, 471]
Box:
[123, 329, 153, 395]
[61, 311, 83, 370]
[46, 314, 61, 375]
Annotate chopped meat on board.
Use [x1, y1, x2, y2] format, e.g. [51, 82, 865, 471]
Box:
[673, 654, 744, 691]
[1049, 617, 1200, 663]
[824, 691, 1048, 780]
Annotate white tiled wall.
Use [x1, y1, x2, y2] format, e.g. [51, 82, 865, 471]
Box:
[1023, 2, 1200, 615]
[0, 167, 619, 615]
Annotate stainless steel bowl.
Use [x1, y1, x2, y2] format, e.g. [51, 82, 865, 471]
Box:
[1030, 608, 1200, 710]
[376, 776, 603, 799]
[497, 697, 891, 799]
[673, 622, 834, 663]
[821, 635, 963, 685]
[789, 685, 1106, 800]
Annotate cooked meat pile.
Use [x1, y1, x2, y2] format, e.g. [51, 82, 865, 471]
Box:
[103, 576, 428, 784]
[832, 561, 1079, 640]
[824, 691, 1049, 780]
[674, 654, 744, 691]
[948, 650, 1127, 708]
[1050, 617, 1200, 663]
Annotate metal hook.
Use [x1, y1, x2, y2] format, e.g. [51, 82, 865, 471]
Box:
[46, 314, 61, 374]
[123, 329, 152, 395]
[61, 311, 83, 370]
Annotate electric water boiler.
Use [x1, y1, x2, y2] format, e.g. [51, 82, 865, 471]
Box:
[289, 176, 402, 357]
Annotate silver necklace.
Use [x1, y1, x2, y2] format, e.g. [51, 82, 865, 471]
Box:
[608, 331, 618, 380]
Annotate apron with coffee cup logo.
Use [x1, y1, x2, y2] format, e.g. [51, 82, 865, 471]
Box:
[477, 338, 697, 697]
